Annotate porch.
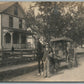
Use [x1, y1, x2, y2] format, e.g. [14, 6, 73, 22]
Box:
[2, 29, 30, 50]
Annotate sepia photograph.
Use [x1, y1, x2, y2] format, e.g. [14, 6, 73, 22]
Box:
[0, 1, 84, 82]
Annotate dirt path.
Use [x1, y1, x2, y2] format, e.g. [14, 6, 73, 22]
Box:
[3, 55, 84, 82]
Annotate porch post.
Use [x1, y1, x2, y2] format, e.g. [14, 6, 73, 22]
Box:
[3, 33, 6, 49]
[26, 35, 27, 48]
[10, 32, 13, 48]
[19, 33, 21, 48]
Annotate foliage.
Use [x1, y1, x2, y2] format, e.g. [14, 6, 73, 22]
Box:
[26, 2, 84, 46]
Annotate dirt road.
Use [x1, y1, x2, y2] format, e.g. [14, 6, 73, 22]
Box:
[3, 54, 84, 82]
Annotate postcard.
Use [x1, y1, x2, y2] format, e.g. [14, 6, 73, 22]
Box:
[0, 1, 84, 82]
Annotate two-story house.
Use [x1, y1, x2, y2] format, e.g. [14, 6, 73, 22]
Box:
[0, 2, 31, 50]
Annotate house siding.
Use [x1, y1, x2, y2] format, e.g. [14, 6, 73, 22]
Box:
[0, 14, 2, 49]
[13, 17, 19, 29]
[2, 3, 26, 30]
[22, 19, 26, 30]
[5, 4, 25, 19]
[18, 6, 25, 19]
[2, 14, 9, 28]
[2, 14, 26, 30]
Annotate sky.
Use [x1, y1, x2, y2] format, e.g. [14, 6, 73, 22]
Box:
[19, 2, 39, 15]
[0, 2, 39, 15]
[0, 0, 84, 1]
[0, 2, 34, 11]
[0, 1, 83, 16]
[19, 2, 35, 12]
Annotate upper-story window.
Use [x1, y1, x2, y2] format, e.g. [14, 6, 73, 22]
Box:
[19, 19, 22, 29]
[9, 16, 13, 27]
[14, 6, 18, 16]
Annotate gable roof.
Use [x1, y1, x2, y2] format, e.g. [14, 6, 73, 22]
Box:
[0, 2, 25, 15]
[0, 2, 16, 13]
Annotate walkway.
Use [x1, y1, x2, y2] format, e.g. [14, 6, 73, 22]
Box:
[0, 61, 38, 81]
[3, 54, 84, 82]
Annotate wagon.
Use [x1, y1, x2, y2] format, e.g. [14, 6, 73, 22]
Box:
[50, 37, 77, 71]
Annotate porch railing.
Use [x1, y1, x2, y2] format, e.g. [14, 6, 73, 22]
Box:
[4, 43, 27, 49]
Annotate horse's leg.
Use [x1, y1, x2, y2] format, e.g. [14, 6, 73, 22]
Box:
[42, 59, 44, 72]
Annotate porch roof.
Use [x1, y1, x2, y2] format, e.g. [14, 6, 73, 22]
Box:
[3, 28, 33, 35]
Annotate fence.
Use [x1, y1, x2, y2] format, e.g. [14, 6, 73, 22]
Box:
[0, 49, 37, 67]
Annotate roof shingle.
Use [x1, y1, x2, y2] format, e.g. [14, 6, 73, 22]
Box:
[0, 2, 16, 13]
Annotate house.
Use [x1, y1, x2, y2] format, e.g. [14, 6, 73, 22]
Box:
[26, 28, 36, 49]
[0, 2, 32, 50]
[27, 28, 45, 49]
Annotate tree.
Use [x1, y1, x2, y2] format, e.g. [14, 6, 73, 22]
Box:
[35, 2, 67, 42]
[26, 2, 84, 46]
[64, 2, 84, 46]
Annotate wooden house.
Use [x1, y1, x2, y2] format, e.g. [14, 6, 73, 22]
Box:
[0, 2, 31, 50]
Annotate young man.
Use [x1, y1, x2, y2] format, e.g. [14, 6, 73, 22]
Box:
[36, 37, 43, 75]
[43, 43, 50, 77]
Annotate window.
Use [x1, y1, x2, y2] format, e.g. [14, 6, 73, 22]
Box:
[9, 16, 13, 27]
[14, 6, 18, 15]
[5, 33, 11, 43]
[13, 32, 19, 44]
[19, 19, 22, 29]
[21, 34, 26, 44]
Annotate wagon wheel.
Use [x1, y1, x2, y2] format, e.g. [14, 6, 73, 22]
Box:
[54, 61, 60, 72]
[67, 58, 73, 68]
[50, 63, 54, 73]
[74, 56, 78, 67]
